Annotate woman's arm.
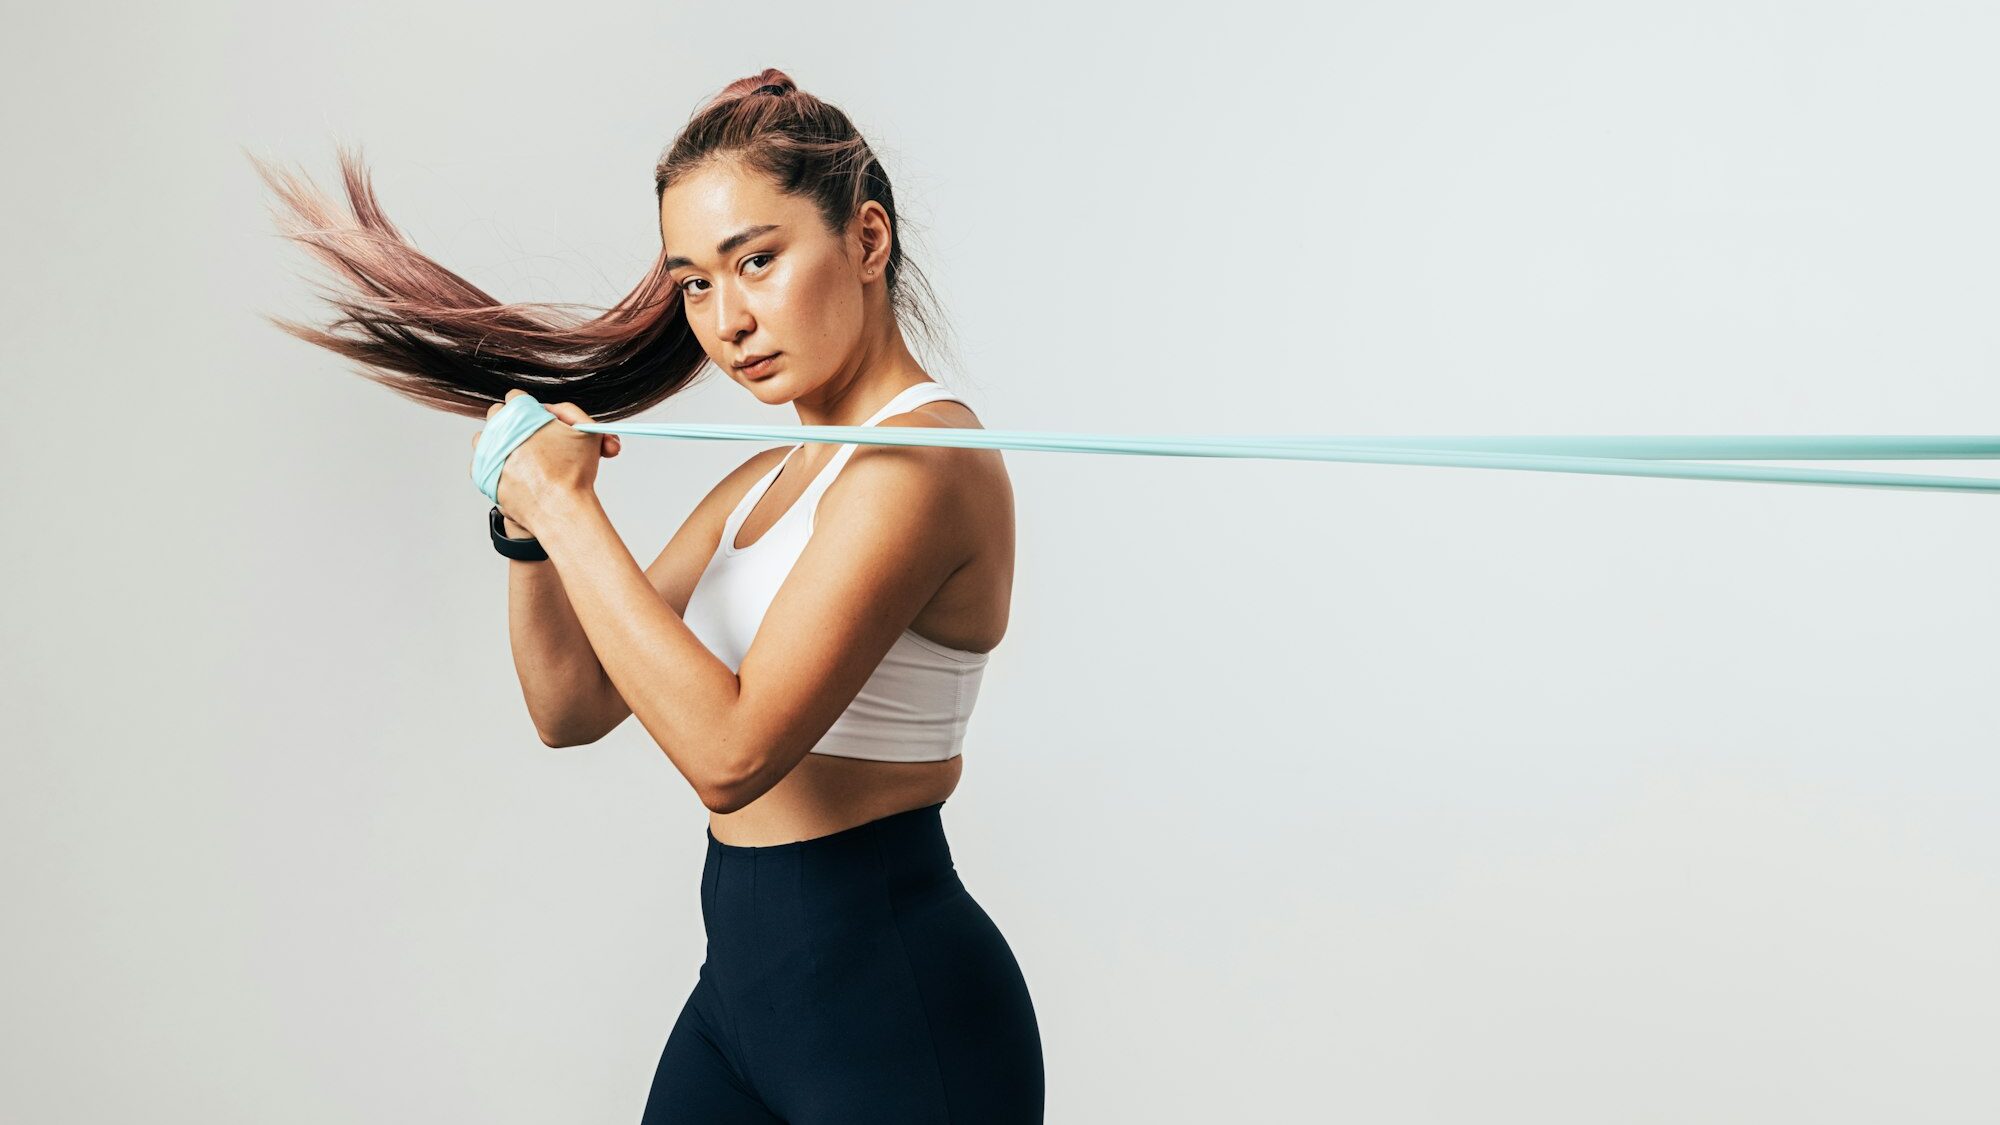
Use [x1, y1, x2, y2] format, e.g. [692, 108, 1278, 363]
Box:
[483, 401, 624, 745]
[503, 513, 626, 747]
[507, 448, 791, 748]
[530, 435, 977, 813]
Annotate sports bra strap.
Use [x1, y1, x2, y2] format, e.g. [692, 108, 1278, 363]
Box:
[865, 380, 964, 422]
[800, 382, 966, 509]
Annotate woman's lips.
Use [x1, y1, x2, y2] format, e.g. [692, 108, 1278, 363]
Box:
[741, 353, 781, 379]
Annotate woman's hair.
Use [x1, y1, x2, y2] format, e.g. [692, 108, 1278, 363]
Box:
[249, 67, 951, 421]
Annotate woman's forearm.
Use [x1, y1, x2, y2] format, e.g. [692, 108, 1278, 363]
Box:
[529, 489, 749, 810]
[503, 514, 627, 746]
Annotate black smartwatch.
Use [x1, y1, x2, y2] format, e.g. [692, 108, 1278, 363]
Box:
[489, 505, 549, 562]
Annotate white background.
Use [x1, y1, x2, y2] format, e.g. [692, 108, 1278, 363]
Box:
[4, 1, 1997, 1120]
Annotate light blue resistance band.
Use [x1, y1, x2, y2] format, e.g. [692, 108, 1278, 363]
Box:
[471, 392, 2000, 503]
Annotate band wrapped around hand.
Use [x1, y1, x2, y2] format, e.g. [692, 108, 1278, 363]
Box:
[471, 394, 558, 504]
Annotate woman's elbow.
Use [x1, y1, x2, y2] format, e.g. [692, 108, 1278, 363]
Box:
[698, 749, 774, 814]
[699, 772, 754, 814]
[536, 721, 604, 749]
[700, 786, 745, 815]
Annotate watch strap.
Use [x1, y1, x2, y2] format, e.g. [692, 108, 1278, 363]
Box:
[489, 505, 550, 562]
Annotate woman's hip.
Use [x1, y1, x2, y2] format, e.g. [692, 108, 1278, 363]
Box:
[688, 800, 1043, 1115]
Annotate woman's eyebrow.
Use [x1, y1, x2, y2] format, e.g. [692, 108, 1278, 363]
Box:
[664, 223, 783, 270]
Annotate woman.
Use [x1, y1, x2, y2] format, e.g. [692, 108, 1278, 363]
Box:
[255, 69, 1043, 1122]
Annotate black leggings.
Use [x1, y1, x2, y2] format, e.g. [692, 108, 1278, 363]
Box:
[641, 800, 1045, 1123]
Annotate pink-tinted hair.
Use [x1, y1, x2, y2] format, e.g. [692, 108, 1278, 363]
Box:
[249, 68, 949, 421]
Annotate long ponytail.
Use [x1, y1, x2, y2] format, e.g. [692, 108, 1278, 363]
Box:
[251, 67, 949, 421]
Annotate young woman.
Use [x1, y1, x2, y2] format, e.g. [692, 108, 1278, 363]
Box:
[256, 69, 1044, 1122]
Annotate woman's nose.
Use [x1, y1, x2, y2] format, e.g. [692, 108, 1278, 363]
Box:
[714, 289, 755, 342]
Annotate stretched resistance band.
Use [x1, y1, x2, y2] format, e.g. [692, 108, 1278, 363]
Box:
[471, 393, 2000, 504]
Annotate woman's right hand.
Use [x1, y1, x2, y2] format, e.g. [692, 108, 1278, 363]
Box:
[542, 400, 621, 461]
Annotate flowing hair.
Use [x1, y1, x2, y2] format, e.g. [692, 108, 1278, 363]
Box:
[248, 67, 952, 421]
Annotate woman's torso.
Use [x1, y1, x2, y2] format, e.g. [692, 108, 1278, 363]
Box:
[700, 384, 1013, 846]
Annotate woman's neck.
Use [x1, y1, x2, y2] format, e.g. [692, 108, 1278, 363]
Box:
[794, 328, 933, 430]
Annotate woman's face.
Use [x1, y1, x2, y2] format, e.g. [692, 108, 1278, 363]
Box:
[659, 161, 868, 405]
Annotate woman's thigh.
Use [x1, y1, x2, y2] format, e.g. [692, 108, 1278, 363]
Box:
[641, 971, 783, 1125]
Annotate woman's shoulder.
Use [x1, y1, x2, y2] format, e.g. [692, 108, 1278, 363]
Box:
[838, 398, 1011, 516]
[871, 398, 1000, 459]
[892, 395, 980, 429]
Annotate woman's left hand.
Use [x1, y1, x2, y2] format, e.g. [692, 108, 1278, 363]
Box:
[469, 390, 621, 535]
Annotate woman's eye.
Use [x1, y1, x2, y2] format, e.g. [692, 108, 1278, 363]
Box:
[678, 254, 770, 296]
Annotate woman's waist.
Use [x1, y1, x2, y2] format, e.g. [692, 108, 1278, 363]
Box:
[700, 797, 962, 930]
[707, 753, 961, 847]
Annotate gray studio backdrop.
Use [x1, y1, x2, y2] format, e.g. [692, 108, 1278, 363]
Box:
[5, 2, 1998, 1121]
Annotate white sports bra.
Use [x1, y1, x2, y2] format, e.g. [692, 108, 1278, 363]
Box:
[681, 381, 991, 763]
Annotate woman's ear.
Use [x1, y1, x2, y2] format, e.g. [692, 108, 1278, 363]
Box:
[854, 200, 892, 282]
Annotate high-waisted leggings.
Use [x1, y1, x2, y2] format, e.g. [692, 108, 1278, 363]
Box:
[641, 800, 1045, 1123]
